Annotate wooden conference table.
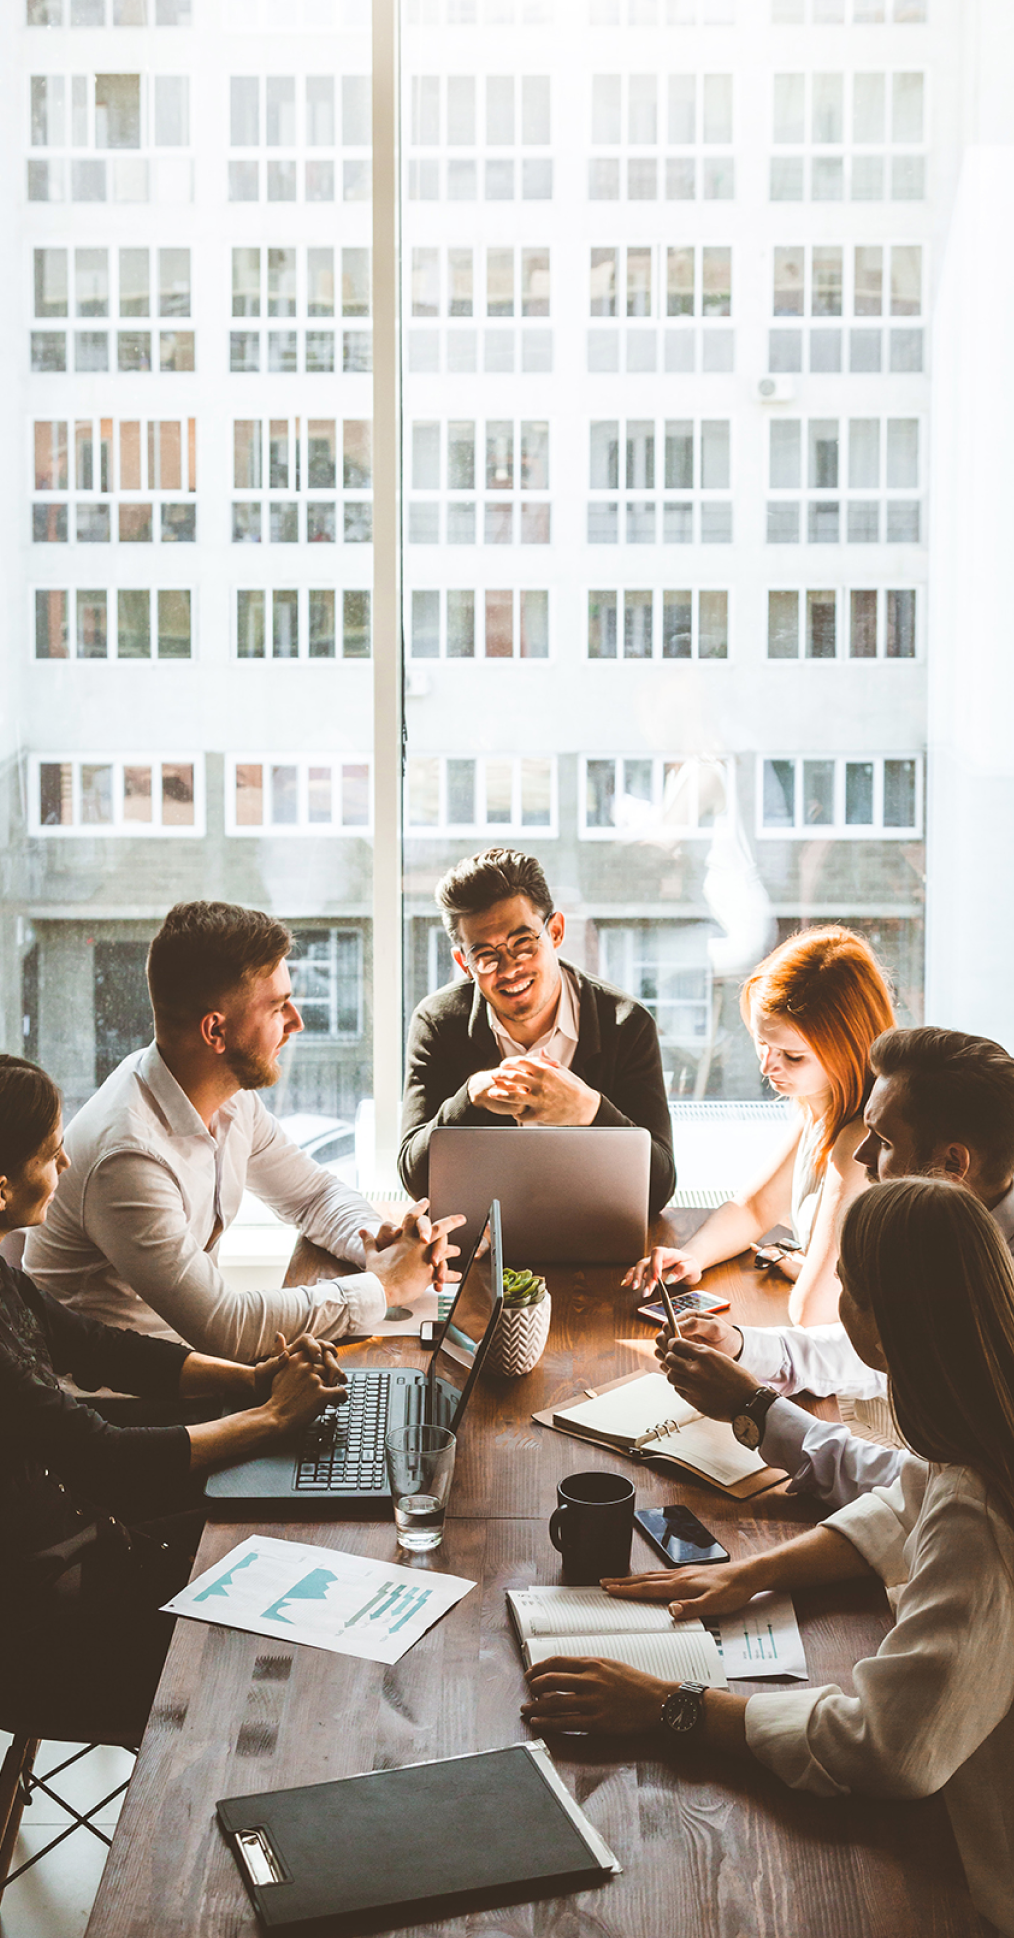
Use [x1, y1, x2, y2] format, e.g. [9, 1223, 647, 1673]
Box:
[86, 1211, 987, 1938]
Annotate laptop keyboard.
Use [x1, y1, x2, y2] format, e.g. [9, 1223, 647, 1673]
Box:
[293, 1372, 424, 1493]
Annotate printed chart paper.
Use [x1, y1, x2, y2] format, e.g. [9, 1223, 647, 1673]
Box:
[163, 1534, 474, 1665]
[710, 1592, 807, 1681]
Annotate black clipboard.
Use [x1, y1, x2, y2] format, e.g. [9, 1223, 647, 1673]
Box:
[217, 1739, 621, 1933]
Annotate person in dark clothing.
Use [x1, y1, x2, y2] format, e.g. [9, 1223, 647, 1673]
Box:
[0, 1054, 346, 1743]
[399, 849, 676, 1217]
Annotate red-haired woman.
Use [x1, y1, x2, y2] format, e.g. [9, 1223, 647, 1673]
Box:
[624, 925, 895, 1326]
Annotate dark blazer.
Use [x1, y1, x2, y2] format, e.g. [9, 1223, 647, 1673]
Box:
[398, 961, 676, 1216]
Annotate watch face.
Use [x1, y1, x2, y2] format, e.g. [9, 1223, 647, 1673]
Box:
[662, 1688, 703, 1733]
[733, 1412, 762, 1450]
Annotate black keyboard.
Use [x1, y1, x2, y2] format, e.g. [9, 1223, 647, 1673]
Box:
[293, 1372, 424, 1493]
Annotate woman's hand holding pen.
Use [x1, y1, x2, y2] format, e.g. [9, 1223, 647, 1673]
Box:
[654, 1330, 764, 1423]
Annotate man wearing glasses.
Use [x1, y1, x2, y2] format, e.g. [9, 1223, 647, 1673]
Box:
[398, 848, 676, 1215]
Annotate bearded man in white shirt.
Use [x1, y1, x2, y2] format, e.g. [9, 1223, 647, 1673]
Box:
[25, 901, 462, 1363]
[625, 1025, 1014, 1508]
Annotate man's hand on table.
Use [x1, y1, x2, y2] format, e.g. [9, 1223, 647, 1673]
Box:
[469, 1055, 601, 1126]
[655, 1331, 762, 1422]
[362, 1200, 465, 1300]
[522, 1658, 671, 1734]
[622, 1244, 703, 1292]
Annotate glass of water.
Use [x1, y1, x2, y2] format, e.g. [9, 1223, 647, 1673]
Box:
[385, 1423, 456, 1551]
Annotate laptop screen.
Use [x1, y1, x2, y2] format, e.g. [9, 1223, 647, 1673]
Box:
[429, 1204, 502, 1422]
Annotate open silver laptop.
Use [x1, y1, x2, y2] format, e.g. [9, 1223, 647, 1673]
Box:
[204, 1203, 503, 1511]
[428, 1126, 649, 1266]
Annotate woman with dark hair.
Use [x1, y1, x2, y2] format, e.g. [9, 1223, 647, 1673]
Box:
[625, 923, 895, 1324]
[0, 1054, 344, 1742]
[524, 1177, 1014, 1935]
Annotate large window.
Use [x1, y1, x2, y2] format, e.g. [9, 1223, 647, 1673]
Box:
[15, 0, 994, 1164]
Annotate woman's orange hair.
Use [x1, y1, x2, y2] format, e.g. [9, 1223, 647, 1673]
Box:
[740, 925, 895, 1170]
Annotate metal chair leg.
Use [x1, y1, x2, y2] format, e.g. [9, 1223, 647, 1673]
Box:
[0, 1737, 40, 1894]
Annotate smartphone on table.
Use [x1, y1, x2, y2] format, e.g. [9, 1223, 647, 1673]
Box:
[635, 1504, 730, 1567]
[637, 1285, 731, 1326]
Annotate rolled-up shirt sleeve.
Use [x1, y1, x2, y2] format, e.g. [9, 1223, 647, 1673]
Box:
[746, 1467, 1014, 1802]
[759, 1397, 906, 1510]
[82, 1149, 386, 1361]
[737, 1321, 887, 1401]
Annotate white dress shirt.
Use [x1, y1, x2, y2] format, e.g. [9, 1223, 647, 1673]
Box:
[745, 1458, 1014, 1935]
[487, 961, 580, 1070]
[761, 1396, 906, 1508]
[24, 1043, 386, 1361]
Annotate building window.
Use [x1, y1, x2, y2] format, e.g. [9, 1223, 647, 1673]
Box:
[32, 754, 202, 833]
[227, 756, 372, 833]
[231, 417, 372, 546]
[587, 242, 732, 376]
[290, 929, 364, 1039]
[766, 586, 917, 657]
[408, 418, 550, 548]
[766, 416, 921, 545]
[32, 416, 197, 545]
[588, 587, 729, 658]
[405, 755, 556, 833]
[770, 70, 926, 203]
[28, 73, 194, 206]
[588, 71, 735, 204]
[230, 244, 371, 375]
[758, 753, 921, 834]
[228, 73, 371, 204]
[599, 922, 712, 1047]
[234, 587, 371, 659]
[409, 587, 548, 657]
[589, 417, 732, 546]
[771, 1, 927, 25]
[34, 588, 193, 659]
[768, 242, 923, 375]
[580, 755, 730, 836]
[28, 0, 194, 22]
[31, 245, 194, 375]
[407, 73, 552, 203]
[408, 244, 552, 376]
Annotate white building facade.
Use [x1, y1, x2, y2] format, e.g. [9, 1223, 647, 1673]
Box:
[1, 0, 1004, 1126]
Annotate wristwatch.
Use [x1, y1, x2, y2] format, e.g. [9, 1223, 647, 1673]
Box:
[731, 1384, 778, 1451]
[659, 1681, 707, 1736]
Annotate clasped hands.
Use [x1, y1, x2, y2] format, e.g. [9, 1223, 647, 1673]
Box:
[252, 1329, 347, 1424]
[361, 1198, 466, 1298]
[468, 1053, 601, 1126]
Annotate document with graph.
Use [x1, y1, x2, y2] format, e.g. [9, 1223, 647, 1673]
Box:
[163, 1534, 474, 1665]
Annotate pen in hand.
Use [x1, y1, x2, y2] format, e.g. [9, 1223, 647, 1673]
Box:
[656, 1277, 682, 1341]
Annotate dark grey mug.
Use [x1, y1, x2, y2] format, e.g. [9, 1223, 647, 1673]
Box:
[549, 1470, 636, 1585]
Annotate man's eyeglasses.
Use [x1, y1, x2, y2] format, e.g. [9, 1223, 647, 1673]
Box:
[463, 917, 552, 977]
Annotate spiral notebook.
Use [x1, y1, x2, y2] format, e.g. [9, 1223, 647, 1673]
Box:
[533, 1371, 785, 1498]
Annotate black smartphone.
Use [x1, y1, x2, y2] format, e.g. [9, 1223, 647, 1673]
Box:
[635, 1505, 730, 1567]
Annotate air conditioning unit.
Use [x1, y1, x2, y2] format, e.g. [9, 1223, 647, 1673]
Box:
[756, 376, 796, 403]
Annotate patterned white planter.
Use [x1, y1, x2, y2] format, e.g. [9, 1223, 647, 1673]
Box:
[485, 1291, 552, 1377]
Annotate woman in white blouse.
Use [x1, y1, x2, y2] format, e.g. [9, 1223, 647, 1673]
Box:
[522, 1177, 1014, 1936]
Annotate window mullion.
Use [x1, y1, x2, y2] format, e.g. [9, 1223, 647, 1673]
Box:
[371, 0, 403, 1189]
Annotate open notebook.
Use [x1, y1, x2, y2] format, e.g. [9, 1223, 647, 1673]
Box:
[507, 1586, 728, 1685]
[534, 1371, 784, 1498]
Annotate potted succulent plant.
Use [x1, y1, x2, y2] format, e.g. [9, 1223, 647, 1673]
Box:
[485, 1267, 552, 1377]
